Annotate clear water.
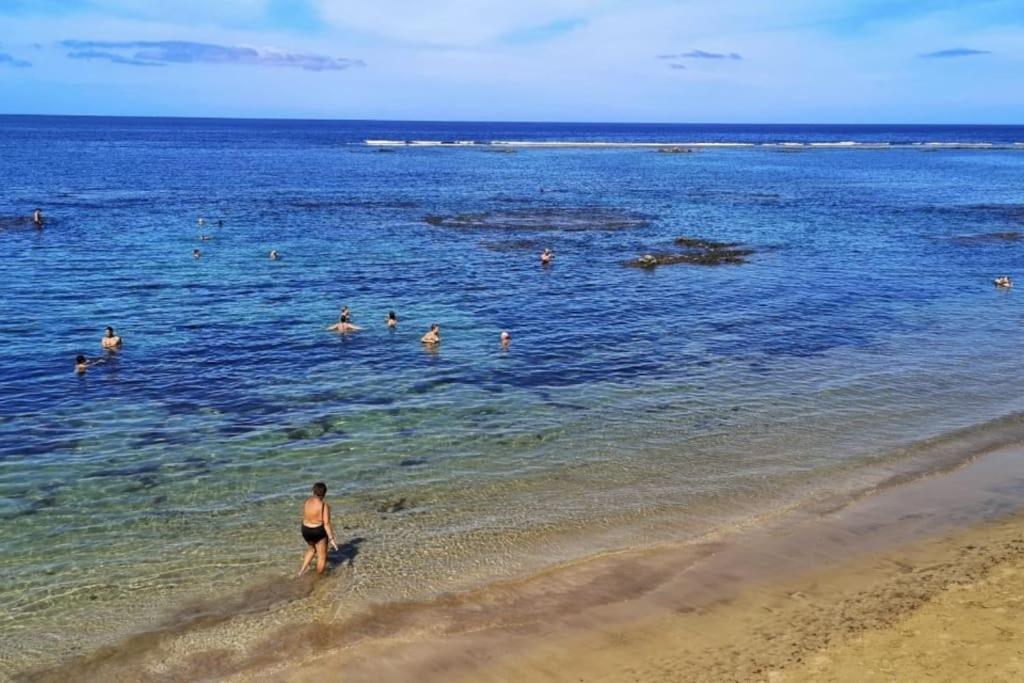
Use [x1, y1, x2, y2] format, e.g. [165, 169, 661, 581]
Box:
[2, 116, 1024, 676]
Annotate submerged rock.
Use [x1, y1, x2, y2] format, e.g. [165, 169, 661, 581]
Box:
[376, 497, 411, 514]
[626, 236, 754, 268]
[949, 231, 1022, 245]
[674, 236, 741, 250]
[424, 207, 649, 232]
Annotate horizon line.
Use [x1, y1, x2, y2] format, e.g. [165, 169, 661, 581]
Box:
[0, 112, 1021, 127]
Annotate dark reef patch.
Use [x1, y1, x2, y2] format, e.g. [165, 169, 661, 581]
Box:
[424, 207, 649, 232]
[626, 236, 754, 268]
[947, 231, 1022, 245]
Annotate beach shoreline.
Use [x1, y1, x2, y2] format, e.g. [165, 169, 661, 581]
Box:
[273, 444, 1024, 683]
[22, 430, 1024, 682]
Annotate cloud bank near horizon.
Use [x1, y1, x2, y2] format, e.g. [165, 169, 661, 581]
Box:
[60, 40, 364, 71]
[919, 47, 991, 59]
[0, 52, 31, 68]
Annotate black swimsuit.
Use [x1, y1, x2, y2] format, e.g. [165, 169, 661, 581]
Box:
[301, 500, 327, 545]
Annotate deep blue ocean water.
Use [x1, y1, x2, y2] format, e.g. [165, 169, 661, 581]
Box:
[2, 116, 1024, 675]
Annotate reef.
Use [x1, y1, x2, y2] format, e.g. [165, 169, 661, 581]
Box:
[626, 236, 754, 268]
[948, 231, 1022, 245]
[424, 207, 648, 232]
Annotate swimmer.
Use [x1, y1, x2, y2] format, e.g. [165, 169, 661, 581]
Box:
[101, 326, 122, 350]
[32, 208, 43, 227]
[386, 310, 398, 328]
[75, 354, 105, 374]
[500, 330, 511, 348]
[540, 248, 553, 265]
[337, 306, 351, 323]
[269, 250, 279, 260]
[327, 315, 361, 333]
[421, 323, 441, 345]
[193, 248, 201, 258]
[197, 217, 206, 226]
[994, 276, 1013, 288]
[298, 482, 338, 576]
[199, 235, 212, 241]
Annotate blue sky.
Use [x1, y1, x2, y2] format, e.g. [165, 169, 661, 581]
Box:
[0, 0, 1021, 122]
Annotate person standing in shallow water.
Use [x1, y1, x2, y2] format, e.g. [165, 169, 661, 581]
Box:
[421, 323, 440, 345]
[101, 326, 122, 350]
[299, 482, 338, 576]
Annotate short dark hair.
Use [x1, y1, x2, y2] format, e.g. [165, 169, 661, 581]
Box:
[76, 355, 86, 363]
[312, 482, 327, 497]
[105, 326, 114, 334]
[389, 311, 396, 319]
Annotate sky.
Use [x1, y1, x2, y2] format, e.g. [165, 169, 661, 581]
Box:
[0, 0, 1021, 122]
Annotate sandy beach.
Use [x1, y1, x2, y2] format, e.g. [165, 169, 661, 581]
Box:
[269, 445, 1024, 682]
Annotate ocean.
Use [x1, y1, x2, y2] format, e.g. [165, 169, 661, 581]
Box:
[2, 116, 1024, 679]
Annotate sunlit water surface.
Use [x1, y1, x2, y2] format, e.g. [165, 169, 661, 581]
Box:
[2, 118, 1024, 675]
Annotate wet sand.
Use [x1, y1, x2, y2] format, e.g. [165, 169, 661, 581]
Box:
[272, 445, 1024, 683]
[22, 443, 1024, 682]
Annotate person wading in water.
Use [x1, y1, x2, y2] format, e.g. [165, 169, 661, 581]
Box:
[298, 482, 338, 576]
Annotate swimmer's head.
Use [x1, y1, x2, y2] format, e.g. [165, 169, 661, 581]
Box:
[389, 311, 397, 320]
[432, 323, 440, 331]
[312, 482, 327, 498]
[105, 326, 114, 337]
[76, 354, 86, 364]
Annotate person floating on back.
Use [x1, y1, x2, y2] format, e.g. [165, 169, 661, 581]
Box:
[32, 208, 43, 227]
[101, 326, 122, 350]
[299, 482, 338, 576]
[421, 323, 441, 345]
[386, 310, 398, 328]
[327, 314, 361, 333]
[540, 248, 553, 265]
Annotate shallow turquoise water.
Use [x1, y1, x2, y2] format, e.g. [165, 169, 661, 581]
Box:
[2, 118, 1024, 675]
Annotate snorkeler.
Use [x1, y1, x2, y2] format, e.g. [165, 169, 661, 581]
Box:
[32, 208, 43, 227]
[540, 248, 553, 265]
[101, 326, 122, 350]
[421, 323, 441, 345]
[327, 315, 362, 333]
[298, 482, 339, 576]
[199, 235, 212, 241]
[500, 330, 511, 348]
[386, 311, 398, 328]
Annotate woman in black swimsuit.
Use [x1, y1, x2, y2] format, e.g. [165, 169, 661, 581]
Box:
[298, 482, 338, 576]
